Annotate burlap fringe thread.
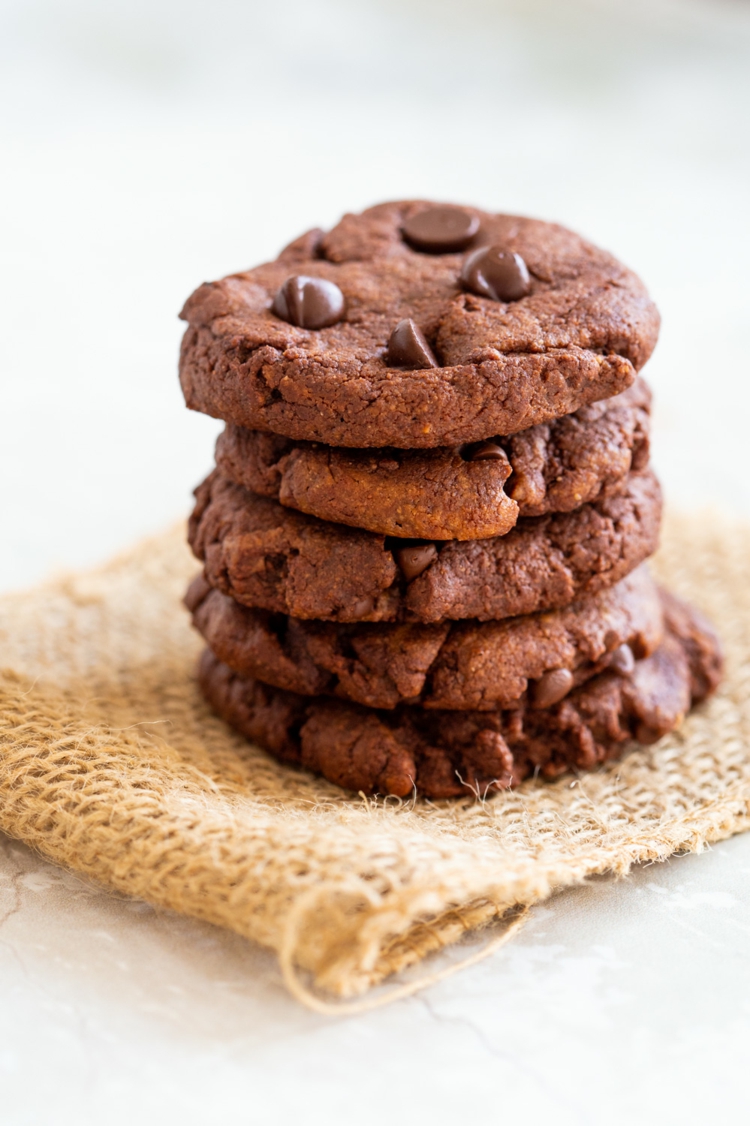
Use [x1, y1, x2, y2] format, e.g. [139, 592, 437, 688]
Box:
[1, 513, 749, 1009]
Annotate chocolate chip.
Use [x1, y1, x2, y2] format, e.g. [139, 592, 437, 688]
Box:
[532, 667, 574, 708]
[350, 597, 375, 619]
[395, 543, 437, 582]
[609, 643, 635, 677]
[461, 246, 531, 302]
[402, 206, 480, 253]
[467, 440, 507, 462]
[271, 275, 345, 329]
[386, 319, 438, 369]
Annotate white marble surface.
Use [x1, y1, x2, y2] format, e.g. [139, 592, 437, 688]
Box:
[3, 832, 750, 1125]
[2, 0, 750, 1121]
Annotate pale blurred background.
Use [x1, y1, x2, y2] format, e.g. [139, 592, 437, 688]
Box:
[2, 4, 750, 1124]
[2, 0, 749, 590]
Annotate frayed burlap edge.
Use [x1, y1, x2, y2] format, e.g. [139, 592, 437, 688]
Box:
[1, 511, 749, 1007]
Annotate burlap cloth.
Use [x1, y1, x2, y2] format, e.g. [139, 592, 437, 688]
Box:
[1, 512, 749, 1009]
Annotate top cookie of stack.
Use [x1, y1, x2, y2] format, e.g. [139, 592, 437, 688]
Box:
[180, 201, 722, 799]
[180, 199, 659, 451]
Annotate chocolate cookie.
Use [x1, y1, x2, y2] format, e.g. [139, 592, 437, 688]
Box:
[214, 379, 651, 540]
[187, 565, 663, 711]
[179, 200, 659, 448]
[188, 469, 662, 623]
[196, 590, 722, 799]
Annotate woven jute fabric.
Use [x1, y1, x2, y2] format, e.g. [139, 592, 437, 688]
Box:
[1, 512, 749, 1006]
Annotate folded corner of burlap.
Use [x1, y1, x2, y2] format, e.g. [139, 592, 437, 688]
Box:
[1, 511, 749, 1008]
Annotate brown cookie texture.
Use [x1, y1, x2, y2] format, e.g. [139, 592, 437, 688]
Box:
[214, 378, 651, 540]
[178, 200, 659, 448]
[405, 468, 662, 623]
[215, 428, 517, 542]
[504, 376, 651, 517]
[196, 591, 722, 799]
[658, 587, 725, 704]
[187, 565, 663, 711]
[188, 469, 662, 624]
[188, 471, 400, 623]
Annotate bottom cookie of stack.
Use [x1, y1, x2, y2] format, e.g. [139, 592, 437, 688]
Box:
[195, 589, 722, 800]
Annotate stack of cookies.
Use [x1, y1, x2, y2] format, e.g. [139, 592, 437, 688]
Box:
[179, 201, 722, 799]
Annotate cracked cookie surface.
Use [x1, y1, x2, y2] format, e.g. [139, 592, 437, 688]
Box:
[188, 468, 662, 623]
[215, 378, 651, 539]
[196, 590, 722, 799]
[187, 565, 663, 711]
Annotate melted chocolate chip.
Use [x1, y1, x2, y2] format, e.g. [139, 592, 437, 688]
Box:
[532, 667, 574, 708]
[609, 643, 635, 677]
[395, 543, 437, 582]
[386, 319, 438, 369]
[461, 246, 531, 302]
[271, 275, 345, 329]
[467, 440, 507, 462]
[402, 206, 480, 253]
